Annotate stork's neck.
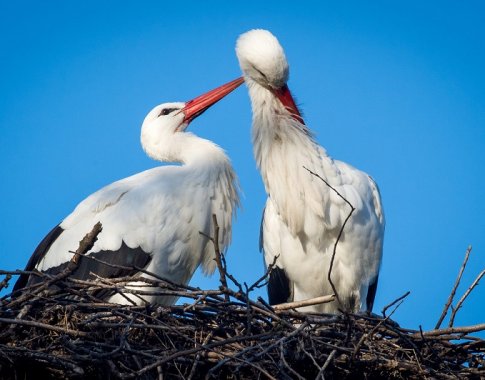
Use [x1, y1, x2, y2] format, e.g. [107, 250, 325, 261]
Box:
[247, 78, 336, 179]
[164, 134, 236, 189]
[179, 133, 226, 165]
[143, 131, 227, 169]
[180, 134, 240, 261]
[142, 130, 238, 200]
[247, 78, 338, 234]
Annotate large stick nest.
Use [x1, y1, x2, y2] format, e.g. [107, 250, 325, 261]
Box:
[0, 274, 483, 379]
[0, 226, 484, 379]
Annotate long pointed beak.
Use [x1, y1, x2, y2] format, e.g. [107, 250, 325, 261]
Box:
[182, 77, 244, 123]
[273, 85, 305, 125]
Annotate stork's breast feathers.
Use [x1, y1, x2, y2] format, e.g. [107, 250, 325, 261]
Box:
[367, 175, 385, 225]
[268, 158, 384, 246]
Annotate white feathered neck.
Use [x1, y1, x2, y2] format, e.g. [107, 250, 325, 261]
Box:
[247, 78, 341, 237]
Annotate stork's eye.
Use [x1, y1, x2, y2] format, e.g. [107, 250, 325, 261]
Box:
[251, 64, 268, 81]
[158, 108, 177, 117]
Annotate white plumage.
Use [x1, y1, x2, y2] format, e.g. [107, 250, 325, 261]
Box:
[14, 78, 243, 305]
[236, 29, 385, 313]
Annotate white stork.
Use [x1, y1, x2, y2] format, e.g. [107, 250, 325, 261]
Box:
[236, 29, 385, 313]
[13, 77, 243, 305]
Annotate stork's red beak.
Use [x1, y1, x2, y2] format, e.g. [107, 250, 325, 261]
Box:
[182, 77, 244, 123]
[273, 85, 305, 125]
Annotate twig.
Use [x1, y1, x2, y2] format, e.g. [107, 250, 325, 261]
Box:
[0, 274, 11, 291]
[5, 222, 103, 332]
[381, 291, 410, 318]
[10, 222, 103, 302]
[273, 295, 336, 311]
[317, 349, 337, 379]
[279, 341, 306, 380]
[246, 255, 279, 293]
[187, 331, 213, 380]
[414, 323, 485, 338]
[66, 221, 103, 271]
[0, 318, 89, 337]
[448, 268, 485, 327]
[126, 332, 272, 378]
[435, 245, 472, 329]
[199, 215, 229, 301]
[4, 347, 85, 376]
[303, 166, 355, 306]
[212, 214, 228, 294]
[353, 293, 408, 360]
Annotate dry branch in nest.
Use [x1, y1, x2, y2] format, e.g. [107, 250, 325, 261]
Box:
[0, 227, 484, 379]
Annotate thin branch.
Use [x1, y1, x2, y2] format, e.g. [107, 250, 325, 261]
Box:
[273, 295, 335, 311]
[317, 349, 337, 379]
[246, 255, 279, 293]
[448, 268, 485, 327]
[414, 323, 485, 338]
[12, 222, 103, 298]
[351, 301, 407, 364]
[199, 215, 229, 301]
[381, 291, 411, 318]
[435, 245, 472, 329]
[303, 166, 356, 306]
[0, 274, 12, 291]
[279, 341, 306, 380]
[0, 317, 89, 338]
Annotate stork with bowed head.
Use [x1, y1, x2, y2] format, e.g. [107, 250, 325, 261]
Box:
[236, 30, 385, 313]
[13, 77, 244, 305]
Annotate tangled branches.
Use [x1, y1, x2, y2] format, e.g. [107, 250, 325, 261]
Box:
[0, 278, 483, 378]
[0, 226, 484, 379]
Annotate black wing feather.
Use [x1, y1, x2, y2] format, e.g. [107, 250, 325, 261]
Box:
[260, 205, 292, 305]
[13, 221, 152, 302]
[28, 242, 151, 285]
[268, 266, 291, 305]
[25, 242, 151, 295]
[259, 205, 266, 253]
[366, 275, 379, 312]
[73, 243, 151, 300]
[13, 224, 64, 292]
[70, 243, 151, 280]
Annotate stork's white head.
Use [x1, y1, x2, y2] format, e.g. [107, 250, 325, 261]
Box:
[236, 29, 304, 124]
[236, 29, 289, 89]
[141, 77, 243, 162]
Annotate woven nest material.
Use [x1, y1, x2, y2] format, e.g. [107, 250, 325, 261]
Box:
[0, 273, 483, 379]
[0, 226, 484, 379]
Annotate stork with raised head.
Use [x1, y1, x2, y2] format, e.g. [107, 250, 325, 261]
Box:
[13, 77, 243, 305]
[236, 30, 385, 313]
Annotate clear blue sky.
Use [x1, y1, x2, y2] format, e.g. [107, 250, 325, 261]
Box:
[1, 1, 484, 332]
